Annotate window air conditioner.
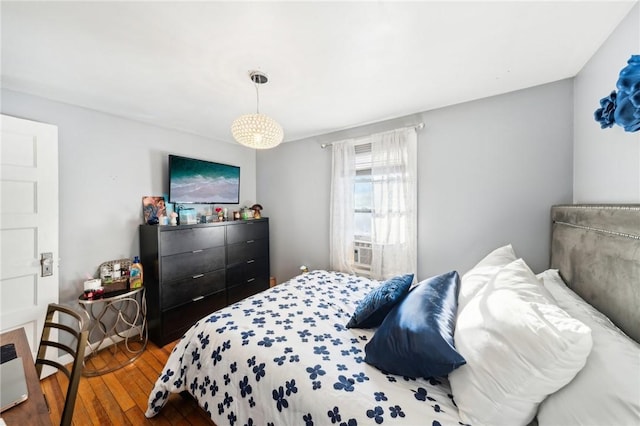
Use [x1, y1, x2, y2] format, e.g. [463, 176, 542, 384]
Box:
[353, 241, 372, 267]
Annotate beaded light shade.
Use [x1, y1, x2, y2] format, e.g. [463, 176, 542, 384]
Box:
[231, 71, 284, 149]
[231, 113, 283, 149]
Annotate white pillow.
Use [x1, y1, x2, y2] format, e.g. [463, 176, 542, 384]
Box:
[449, 259, 593, 426]
[458, 244, 517, 312]
[536, 269, 640, 426]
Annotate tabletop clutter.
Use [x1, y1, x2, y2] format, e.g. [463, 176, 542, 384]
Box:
[82, 256, 143, 300]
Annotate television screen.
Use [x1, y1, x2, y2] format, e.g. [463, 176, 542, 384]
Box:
[168, 155, 240, 204]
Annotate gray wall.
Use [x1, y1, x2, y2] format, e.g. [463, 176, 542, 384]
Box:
[258, 80, 574, 283]
[573, 3, 640, 202]
[1, 89, 257, 305]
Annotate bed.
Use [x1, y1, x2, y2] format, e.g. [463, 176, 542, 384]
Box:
[145, 204, 640, 425]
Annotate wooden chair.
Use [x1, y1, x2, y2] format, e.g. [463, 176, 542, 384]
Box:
[35, 303, 90, 426]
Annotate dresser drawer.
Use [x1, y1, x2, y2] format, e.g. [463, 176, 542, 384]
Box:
[227, 239, 268, 265]
[226, 257, 269, 288]
[228, 279, 269, 305]
[161, 246, 225, 282]
[245, 257, 269, 281]
[161, 269, 225, 310]
[226, 221, 269, 245]
[161, 291, 227, 344]
[160, 226, 225, 256]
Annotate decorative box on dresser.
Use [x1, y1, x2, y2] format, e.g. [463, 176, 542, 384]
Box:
[140, 218, 269, 346]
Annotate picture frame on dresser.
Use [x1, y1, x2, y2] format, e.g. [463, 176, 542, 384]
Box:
[139, 218, 269, 346]
[142, 196, 166, 224]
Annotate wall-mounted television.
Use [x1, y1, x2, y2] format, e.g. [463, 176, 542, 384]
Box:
[168, 155, 240, 204]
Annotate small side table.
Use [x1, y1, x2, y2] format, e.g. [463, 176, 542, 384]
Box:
[78, 287, 147, 376]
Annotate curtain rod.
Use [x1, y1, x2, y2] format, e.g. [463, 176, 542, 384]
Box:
[320, 122, 424, 149]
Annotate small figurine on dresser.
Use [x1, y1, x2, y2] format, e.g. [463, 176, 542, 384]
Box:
[251, 204, 263, 219]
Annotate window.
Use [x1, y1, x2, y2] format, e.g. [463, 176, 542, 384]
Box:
[330, 128, 417, 280]
[354, 143, 373, 241]
[354, 143, 373, 272]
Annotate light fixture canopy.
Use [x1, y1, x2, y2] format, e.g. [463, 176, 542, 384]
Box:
[231, 71, 284, 149]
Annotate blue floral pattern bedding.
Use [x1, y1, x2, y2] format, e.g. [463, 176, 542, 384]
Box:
[146, 270, 466, 425]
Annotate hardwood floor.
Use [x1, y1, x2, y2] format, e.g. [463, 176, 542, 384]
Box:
[40, 339, 214, 425]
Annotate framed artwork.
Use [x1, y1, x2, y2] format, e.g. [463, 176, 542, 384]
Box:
[142, 196, 166, 224]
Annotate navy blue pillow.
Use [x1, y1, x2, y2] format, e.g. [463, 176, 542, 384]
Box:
[364, 271, 466, 378]
[346, 274, 414, 329]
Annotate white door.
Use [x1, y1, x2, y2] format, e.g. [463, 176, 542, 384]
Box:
[0, 114, 59, 357]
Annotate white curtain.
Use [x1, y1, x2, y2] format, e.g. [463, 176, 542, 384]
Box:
[329, 139, 357, 274]
[370, 128, 417, 279]
[329, 127, 417, 280]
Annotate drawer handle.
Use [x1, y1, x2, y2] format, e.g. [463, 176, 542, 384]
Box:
[246, 240, 255, 244]
[192, 274, 204, 279]
[246, 259, 255, 264]
[192, 295, 204, 302]
[192, 249, 203, 253]
[247, 278, 256, 283]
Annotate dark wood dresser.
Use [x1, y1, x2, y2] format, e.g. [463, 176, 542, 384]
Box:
[139, 218, 269, 346]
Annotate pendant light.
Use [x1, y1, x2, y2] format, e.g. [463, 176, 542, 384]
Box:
[231, 70, 284, 149]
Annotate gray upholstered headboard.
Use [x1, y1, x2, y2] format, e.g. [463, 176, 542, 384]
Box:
[550, 204, 640, 343]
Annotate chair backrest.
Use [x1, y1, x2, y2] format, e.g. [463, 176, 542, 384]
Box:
[35, 303, 90, 426]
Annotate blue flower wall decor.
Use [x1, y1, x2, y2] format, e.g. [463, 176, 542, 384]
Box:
[594, 91, 617, 128]
[594, 55, 640, 132]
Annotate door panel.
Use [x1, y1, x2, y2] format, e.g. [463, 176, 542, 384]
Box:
[0, 114, 59, 357]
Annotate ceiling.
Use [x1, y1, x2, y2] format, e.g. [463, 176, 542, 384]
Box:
[1, 1, 637, 144]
